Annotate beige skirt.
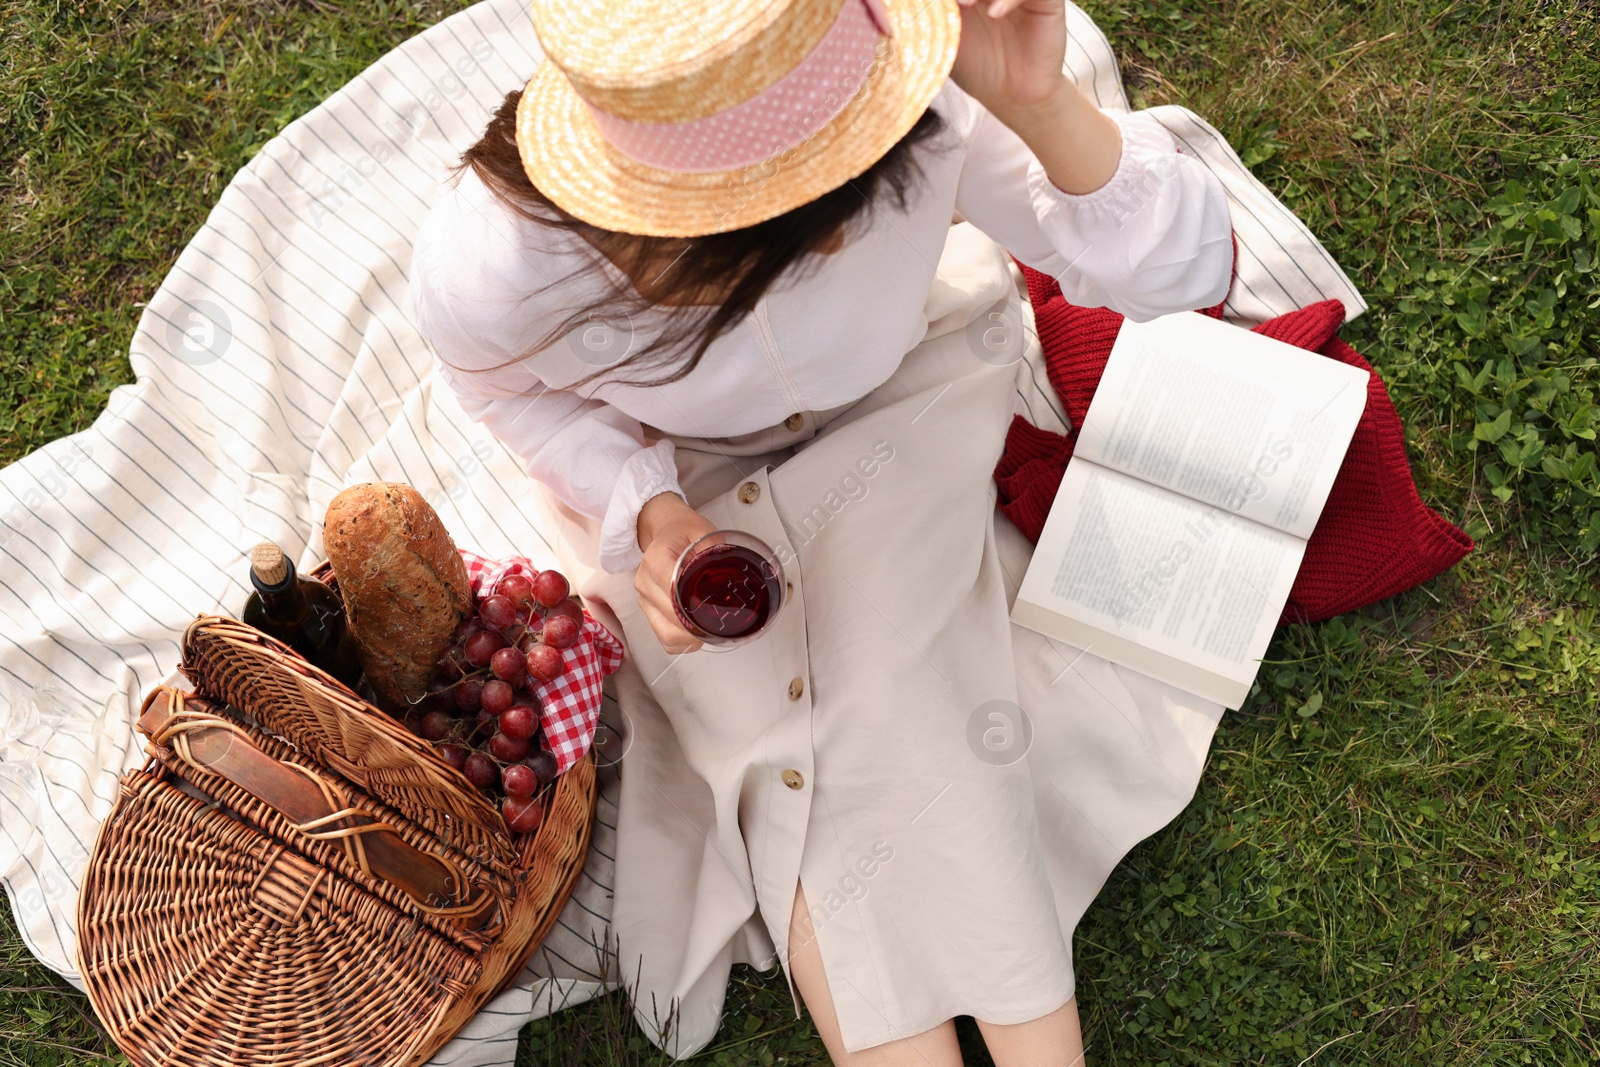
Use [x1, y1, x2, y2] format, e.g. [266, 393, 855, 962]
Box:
[530, 224, 1227, 1055]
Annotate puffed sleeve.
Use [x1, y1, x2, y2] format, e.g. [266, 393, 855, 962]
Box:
[409, 170, 684, 574]
[952, 94, 1233, 321]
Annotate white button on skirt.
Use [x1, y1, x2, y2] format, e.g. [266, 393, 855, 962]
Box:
[530, 226, 1227, 1056]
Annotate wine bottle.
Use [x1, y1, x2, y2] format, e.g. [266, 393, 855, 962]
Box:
[242, 543, 363, 690]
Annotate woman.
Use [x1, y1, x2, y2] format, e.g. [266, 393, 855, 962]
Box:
[410, 0, 1233, 1062]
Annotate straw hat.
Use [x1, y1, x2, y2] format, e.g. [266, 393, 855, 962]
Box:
[517, 0, 962, 237]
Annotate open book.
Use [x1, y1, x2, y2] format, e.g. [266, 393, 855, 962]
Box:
[1011, 312, 1370, 709]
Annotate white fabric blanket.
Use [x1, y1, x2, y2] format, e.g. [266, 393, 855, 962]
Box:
[0, 1, 1362, 1062]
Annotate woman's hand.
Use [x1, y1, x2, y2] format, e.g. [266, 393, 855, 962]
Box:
[635, 492, 716, 655]
[949, 0, 1123, 196]
[949, 0, 1068, 120]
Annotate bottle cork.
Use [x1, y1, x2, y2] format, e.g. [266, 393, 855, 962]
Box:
[250, 543, 290, 586]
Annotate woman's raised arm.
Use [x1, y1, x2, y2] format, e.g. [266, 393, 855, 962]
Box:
[950, 0, 1122, 195]
[947, 0, 1234, 319]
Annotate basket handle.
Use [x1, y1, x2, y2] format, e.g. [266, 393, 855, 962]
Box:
[138, 687, 495, 927]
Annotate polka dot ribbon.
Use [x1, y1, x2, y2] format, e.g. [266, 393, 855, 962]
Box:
[585, 0, 893, 173]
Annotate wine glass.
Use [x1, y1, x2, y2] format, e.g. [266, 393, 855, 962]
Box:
[670, 530, 785, 651]
[0, 763, 40, 877]
[0, 681, 111, 765]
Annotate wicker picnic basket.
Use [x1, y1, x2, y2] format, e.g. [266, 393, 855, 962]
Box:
[76, 599, 598, 1067]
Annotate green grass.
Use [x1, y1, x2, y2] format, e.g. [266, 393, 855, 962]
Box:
[2, 0, 1598, 1063]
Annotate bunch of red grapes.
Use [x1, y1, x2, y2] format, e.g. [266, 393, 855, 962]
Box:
[400, 568, 581, 835]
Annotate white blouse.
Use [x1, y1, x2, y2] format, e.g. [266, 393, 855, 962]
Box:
[409, 82, 1233, 574]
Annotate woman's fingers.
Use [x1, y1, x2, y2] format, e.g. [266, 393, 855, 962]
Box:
[637, 550, 682, 618]
[633, 495, 718, 656]
[637, 570, 678, 631]
[636, 552, 704, 655]
[639, 594, 703, 656]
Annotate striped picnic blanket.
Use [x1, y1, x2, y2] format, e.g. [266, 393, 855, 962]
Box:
[0, 0, 1363, 1062]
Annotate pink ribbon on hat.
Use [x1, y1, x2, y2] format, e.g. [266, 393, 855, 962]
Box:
[586, 0, 896, 174]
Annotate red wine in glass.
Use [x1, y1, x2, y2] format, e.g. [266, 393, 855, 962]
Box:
[673, 543, 783, 640]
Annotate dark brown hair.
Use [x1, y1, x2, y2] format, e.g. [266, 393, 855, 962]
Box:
[451, 89, 949, 389]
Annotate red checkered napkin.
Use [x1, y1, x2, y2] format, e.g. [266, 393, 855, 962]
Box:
[461, 551, 623, 775]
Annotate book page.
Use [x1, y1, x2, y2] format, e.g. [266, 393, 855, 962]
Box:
[1013, 461, 1305, 707]
[1073, 313, 1369, 540]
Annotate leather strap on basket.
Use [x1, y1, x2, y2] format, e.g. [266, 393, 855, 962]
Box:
[278, 760, 391, 882]
[139, 688, 493, 923]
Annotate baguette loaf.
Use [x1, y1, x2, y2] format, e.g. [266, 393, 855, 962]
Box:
[323, 483, 472, 708]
